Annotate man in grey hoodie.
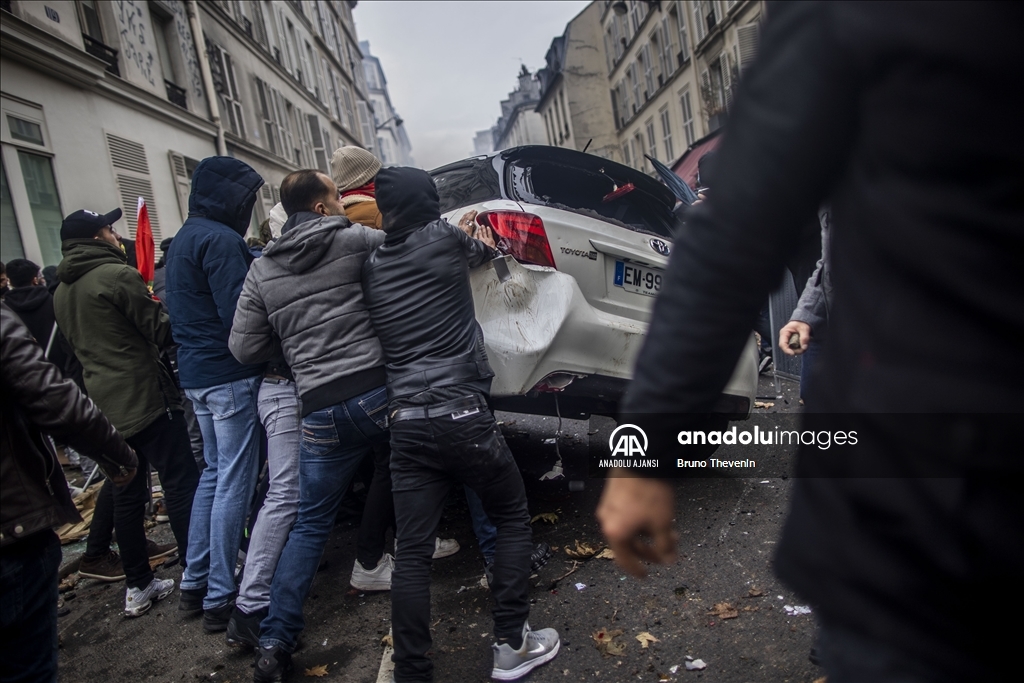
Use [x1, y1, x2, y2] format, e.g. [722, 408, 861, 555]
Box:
[229, 169, 388, 682]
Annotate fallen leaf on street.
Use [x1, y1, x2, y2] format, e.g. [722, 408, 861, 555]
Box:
[565, 540, 601, 559]
[595, 548, 615, 560]
[592, 629, 626, 656]
[812, 678, 827, 683]
[380, 633, 393, 647]
[707, 602, 739, 619]
[530, 513, 559, 525]
[741, 605, 759, 612]
[747, 588, 764, 597]
[754, 401, 774, 409]
[303, 664, 329, 677]
[636, 632, 660, 648]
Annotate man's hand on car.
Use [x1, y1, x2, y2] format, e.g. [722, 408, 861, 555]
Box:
[597, 472, 677, 577]
[779, 320, 812, 356]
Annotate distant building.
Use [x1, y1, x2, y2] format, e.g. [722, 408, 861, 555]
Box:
[602, 0, 765, 174]
[360, 40, 413, 166]
[536, 2, 620, 161]
[1, 0, 373, 267]
[472, 128, 495, 156]
[492, 66, 547, 151]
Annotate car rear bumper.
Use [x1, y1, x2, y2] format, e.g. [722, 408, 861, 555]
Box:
[471, 256, 758, 418]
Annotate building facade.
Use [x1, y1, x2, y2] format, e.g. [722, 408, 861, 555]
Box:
[603, 0, 763, 174]
[492, 66, 547, 152]
[535, 2, 620, 162]
[360, 40, 413, 167]
[1, 0, 374, 267]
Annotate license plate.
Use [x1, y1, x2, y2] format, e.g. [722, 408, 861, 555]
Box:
[613, 261, 661, 297]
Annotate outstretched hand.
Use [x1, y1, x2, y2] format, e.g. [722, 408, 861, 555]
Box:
[597, 472, 677, 577]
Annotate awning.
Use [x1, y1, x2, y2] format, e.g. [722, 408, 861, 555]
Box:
[671, 130, 722, 189]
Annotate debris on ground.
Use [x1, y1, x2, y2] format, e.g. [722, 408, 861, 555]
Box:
[456, 586, 468, 594]
[530, 512, 559, 525]
[564, 540, 601, 559]
[380, 633, 393, 647]
[59, 574, 80, 593]
[685, 658, 707, 671]
[669, 664, 681, 674]
[747, 588, 764, 597]
[303, 664, 329, 677]
[595, 548, 615, 560]
[784, 604, 813, 616]
[55, 483, 104, 544]
[636, 632, 660, 648]
[592, 629, 626, 656]
[707, 602, 739, 619]
[542, 438, 557, 445]
[574, 583, 587, 591]
[753, 401, 775, 409]
[546, 560, 580, 590]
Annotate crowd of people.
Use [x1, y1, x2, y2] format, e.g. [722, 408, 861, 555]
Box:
[1, 145, 559, 683]
[2, 4, 1020, 683]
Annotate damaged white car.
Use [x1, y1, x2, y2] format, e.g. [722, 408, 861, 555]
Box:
[431, 146, 758, 424]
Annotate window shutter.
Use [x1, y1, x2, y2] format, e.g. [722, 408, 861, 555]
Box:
[308, 113, 328, 173]
[258, 184, 274, 222]
[721, 53, 733, 108]
[271, 185, 281, 205]
[105, 132, 161, 241]
[168, 151, 191, 222]
[737, 22, 760, 69]
[356, 100, 374, 149]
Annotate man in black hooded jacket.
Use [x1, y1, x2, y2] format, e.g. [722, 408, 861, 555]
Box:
[362, 167, 560, 683]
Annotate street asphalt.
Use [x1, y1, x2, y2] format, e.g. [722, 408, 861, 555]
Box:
[56, 374, 823, 683]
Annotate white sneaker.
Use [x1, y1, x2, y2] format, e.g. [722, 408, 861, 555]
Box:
[350, 553, 394, 591]
[491, 622, 560, 680]
[432, 537, 460, 559]
[124, 577, 175, 617]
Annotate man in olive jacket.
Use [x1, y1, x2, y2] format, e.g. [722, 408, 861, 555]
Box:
[53, 208, 199, 617]
[1, 303, 138, 682]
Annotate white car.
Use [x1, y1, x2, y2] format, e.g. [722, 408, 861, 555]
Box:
[431, 146, 758, 422]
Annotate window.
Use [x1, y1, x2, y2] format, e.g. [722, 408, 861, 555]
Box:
[341, 85, 356, 133]
[168, 151, 199, 221]
[693, 1, 706, 44]
[254, 78, 282, 156]
[104, 132, 162, 243]
[628, 65, 641, 113]
[622, 142, 632, 168]
[659, 19, 675, 77]
[207, 41, 246, 139]
[559, 90, 570, 138]
[0, 160, 25, 260]
[308, 113, 329, 172]
[645, 118, 657, 164]
[680, 87, 695, 146]
[79, 0, 104, 42]
[610, 16, 623, 61]
[640, 44, 654, 97]
[660, 107, 674, 161]
[629, 0, 644, 35]
[632, 134, 643, 171]
[15, 151, 63, 265]
[673, 3, 690, 65]
[356, 100, 374, 150]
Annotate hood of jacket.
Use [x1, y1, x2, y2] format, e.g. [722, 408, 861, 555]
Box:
[56, 239, 127, 284]
[187, 156, 265, 235]
[2, 284, 50, 313]
[376, 166, 441, 234]
[263, 212, 353, 275]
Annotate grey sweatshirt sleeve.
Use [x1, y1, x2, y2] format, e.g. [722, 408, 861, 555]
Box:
[229, 264, 278, 365]
[790, 210, 831, 333]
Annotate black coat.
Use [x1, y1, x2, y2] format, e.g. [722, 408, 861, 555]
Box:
[623, 1, 1023, 676]
[3, 284, 69, 373]
[0, 305, 137, 547]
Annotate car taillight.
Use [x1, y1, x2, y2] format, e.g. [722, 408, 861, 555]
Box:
[476, 210, 556, 268]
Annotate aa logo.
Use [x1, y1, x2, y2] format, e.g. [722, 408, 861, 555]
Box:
[608, 424, 648, 458]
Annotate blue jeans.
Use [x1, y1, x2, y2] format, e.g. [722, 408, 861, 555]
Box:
[465, 487, 497, 564]
[0, 531, 61, 683]
[237, 379, 301, 614]
[182, 375, 262, 609]
[260, 386, 389, 652]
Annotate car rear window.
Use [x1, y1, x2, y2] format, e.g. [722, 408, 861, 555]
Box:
[431, 159, 501, 214]
[505, 159, 676, 238]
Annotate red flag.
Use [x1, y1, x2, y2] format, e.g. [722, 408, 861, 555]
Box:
[135, 196, 155, 287]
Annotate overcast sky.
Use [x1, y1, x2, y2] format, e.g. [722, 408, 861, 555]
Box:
[353, 1, 590, 170]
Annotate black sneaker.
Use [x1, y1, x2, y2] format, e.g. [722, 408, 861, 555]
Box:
[203, 600, 235, 632]
[254, 644, 292, 683]
[226, 606, 266, 650]
[178, 586, 206, 614]
[758, 353, 773, 374]
[531, 541, 552, 573]
[79, 551, 126, 582]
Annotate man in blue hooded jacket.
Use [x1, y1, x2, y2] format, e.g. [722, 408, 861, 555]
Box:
[165, 156, 266, 631]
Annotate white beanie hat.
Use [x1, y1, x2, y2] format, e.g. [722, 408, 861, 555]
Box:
[331, 146, 381, 192]
[268, 202, 287, 238]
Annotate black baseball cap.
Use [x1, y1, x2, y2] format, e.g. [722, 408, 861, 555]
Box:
[60, 208, 123, 241]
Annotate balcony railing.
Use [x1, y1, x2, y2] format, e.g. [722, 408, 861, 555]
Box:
[165, 80, 187, 109]
[83, 34, 120, 76]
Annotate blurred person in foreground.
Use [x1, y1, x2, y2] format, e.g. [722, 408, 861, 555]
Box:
[1, 304, 137, 682]
[597, 3, 1022, 682]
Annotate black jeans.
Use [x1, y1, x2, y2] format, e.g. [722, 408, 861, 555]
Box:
[0, 530, 61, 683]
[84, 477, 115, 558]
[356, 442, 395, 569]
[389, 388, 532, 683]
[115, 411, 200, 589]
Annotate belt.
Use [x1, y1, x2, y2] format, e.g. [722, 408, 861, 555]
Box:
[262, 376, 293, 385]
[389, 395, 488, 425]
